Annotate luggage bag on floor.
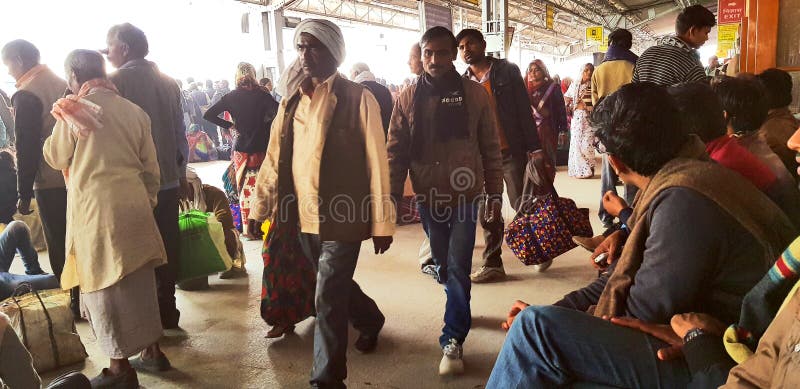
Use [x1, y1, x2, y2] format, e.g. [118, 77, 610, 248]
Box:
[0, 283, 87, 373]
[505, 161, 593, 266]
[177, 210, 233, 282]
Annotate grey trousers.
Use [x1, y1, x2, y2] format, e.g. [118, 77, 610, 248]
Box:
[299, 234, 384, 389]
[478, 153, 528, 268]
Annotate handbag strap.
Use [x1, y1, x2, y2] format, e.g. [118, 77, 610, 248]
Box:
[536, 83, 557, 112]
[518, 160, 558, 215]
[11, 282, 61, 366]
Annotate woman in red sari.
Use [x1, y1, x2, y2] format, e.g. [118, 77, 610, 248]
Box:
[525, 60, 569, 166]
[204, 63, 278, 238]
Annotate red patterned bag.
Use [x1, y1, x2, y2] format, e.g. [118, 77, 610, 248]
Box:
[505, 162, 593, 266]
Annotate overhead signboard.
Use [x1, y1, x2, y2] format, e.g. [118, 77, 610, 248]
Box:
[546, 5, 555, 31]
[598, 37, 609, 52]
[586, 26, 603, 43]
[420, 1, 453, 31]
[716, 23, 739, 58]
[718, 0, 744, 24]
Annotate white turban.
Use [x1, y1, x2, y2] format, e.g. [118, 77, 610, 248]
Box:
[275, 19, 346, 97]
[184, 167, 206, 211]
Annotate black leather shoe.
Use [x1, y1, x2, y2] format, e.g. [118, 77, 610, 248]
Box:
[354, 332, 379, 353]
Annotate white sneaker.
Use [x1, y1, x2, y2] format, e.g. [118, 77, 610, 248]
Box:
[439, 338, 464, 376]
[534, 259, 553, 272]
[469, 266, 506, 283]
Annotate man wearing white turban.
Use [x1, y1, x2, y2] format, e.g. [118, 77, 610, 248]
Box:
[251, 19, 396, 388]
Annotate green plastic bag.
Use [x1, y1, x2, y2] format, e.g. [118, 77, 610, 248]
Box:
[177, 210, 233, 282]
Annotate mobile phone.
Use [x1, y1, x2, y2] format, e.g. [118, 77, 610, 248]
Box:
[594, 252, 609, 267]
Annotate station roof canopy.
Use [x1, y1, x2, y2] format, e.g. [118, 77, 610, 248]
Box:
[245, 0, 716, 58]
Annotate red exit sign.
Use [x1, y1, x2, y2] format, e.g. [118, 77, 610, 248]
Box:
[718, 0, 744, 24]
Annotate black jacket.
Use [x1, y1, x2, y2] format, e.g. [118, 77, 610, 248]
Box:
[360, 80, 393, 137]
[463, 57, 541, 158]
[204, 88, 278, 154]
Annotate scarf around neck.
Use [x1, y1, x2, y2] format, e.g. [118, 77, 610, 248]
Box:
[411, 68, 468, 158]
[593, 135, 797, 318]
[15, 64, 48, 90]
[603, 45, 639, 64]
[50, 78, 119, 138]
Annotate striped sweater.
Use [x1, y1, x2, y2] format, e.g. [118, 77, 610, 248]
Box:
[632, 36, 706, 86]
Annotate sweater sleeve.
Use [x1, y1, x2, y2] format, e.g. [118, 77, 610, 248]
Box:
[204, 95, 234, 129]
[11, 92, 43, 201]
[684, 334, 737, 388]
[625, 188, 724, 323]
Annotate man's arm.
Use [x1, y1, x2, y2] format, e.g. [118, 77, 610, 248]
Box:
[684, 334, 737, 388]
[11, 92, 43, 202]
[203, 95, 234, 129]
[685, 64, 708, 83]
[625, 188, 723, 323]
[591, 71, 601, 106]
[250, 100, 285, 223]
[359, 90, 395, 237]
[475, 88, 504, 196]
[722, 288, 800, 388]
[168, 80, 189, 179]
[507, 62, 542, 152]
[386, 92, 412, 201]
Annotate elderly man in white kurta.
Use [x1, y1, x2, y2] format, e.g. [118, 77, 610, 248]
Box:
[43, 49, 169, 389]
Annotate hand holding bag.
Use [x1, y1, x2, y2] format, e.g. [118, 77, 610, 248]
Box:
[504, 161, 593, 265]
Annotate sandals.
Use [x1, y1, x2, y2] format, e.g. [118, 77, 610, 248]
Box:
[266, 323, 296, 338]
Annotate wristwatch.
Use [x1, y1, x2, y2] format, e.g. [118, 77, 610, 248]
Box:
[683, 328, 706, 344]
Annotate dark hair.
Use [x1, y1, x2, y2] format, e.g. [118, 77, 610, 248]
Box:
[667, 82, 727, 142]
[0, 39, 40, 69]
[259, 77, 271, 86]
[108, 23, 149, 59]
[64, 50, 106, 85]
[420, 26, 458, 50]
[608, 29, 633, 50]
[712, 77, 768, 134]
[757, 68, 793, 109]
[455, 28, 484, 44]
[591, 82, 687, 176]
[676, 5, 716, 35]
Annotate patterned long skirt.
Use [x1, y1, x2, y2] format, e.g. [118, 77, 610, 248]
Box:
[568, 109, 596, 178]
[260, 222, 316, 326]
[232, 151, 266, 237]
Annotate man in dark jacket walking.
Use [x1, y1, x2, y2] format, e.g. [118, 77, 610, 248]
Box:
[388, 26, 503, 375]
[104, 23, 189, 347]
[456, 29, 553, 282]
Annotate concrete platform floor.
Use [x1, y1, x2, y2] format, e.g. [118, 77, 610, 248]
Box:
[28, 160, 609, 388]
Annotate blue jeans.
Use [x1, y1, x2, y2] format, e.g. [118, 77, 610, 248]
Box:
[0, 272, 60, 301]
[0, 221, 43, 274]
[299, 234, 384, 389]
[598, 155, 638, 227]
[418, 202, 478, 348]
[487, 305, 690, 388]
